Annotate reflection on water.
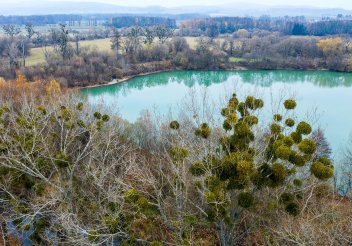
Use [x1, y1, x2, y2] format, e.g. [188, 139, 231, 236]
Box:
[82, 70, 352, 156]
[83, 70, 352, 96]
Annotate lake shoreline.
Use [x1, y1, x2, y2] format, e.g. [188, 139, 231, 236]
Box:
[79, 66, 336, 89]
[81, 69, 175, 89]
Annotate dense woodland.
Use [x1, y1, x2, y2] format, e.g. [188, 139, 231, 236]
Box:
[0, 76, 351, 245]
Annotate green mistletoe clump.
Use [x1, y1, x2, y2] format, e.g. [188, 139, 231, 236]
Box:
[169, 94, 334, 237]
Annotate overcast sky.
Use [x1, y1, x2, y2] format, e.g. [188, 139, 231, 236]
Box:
[2, 0, 351, 9]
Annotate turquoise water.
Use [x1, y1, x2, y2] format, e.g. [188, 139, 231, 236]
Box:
[82, 70, 352, 157]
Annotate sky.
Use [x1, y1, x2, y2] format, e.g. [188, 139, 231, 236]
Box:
[1, 0, 351, 9]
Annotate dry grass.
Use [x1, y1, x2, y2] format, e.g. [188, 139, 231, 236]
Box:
[78, 38, 112, 51]
[184, 36, 199, 49]
[27, 38, 112, 66]
[26, 47, 53, 66]
[266, 195, 352, 245]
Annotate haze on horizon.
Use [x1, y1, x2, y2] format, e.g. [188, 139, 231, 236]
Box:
[1, 0, 352, 9]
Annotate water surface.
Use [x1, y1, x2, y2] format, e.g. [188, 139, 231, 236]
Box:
[82, 70, 352, 157]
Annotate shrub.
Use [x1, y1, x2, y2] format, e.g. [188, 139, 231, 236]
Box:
[271, 123, 282, 135]
[296, 121, 312, 135]
[293, 179, 302, 187]
[223, 120, 232, 131]
[238, 192, 254, 208]
[310, 161, 334, 180]
[284, 99, 297, 110]
[280, 192, 295, 204]
[190, 161, 205, 176]
[94, 112, 102, 119]
[170, 147, 188, 162]
[298, 138, 316, 155]
[291, 132, 302, 143]
[275, 145, 293, 160]
[195, 123, 211, 139]
[274, 114, 283, 122]
[102, 114, 110, 122]
[285, 118, 295, 127]
[289, 152, 306, 166]
[285, 202, 300, 216]
[169, 120, 180, 130]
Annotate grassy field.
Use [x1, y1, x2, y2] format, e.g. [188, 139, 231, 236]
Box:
[27, 38, 112, 66]
[77, 38, 112, 51]
[184, 37, 198, 49]
[27, 47, 54, 66]
[229, 57, 246, 63]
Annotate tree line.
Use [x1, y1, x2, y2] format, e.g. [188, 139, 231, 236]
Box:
[109, 16, 176, 28]
[0, 14, 83, 25]
[2, 22, 352, 87]
[180, 16, 352, 36]
[219, 31, 352, 71]
[0, 15, 177, 28]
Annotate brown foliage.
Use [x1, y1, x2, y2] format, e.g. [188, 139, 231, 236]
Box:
[0, 72, 63, 103]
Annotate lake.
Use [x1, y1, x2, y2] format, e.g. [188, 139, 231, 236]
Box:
[82, 70, 352, 158]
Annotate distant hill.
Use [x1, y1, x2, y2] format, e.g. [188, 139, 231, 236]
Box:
[172, 4, 352, 18]
[0, 2, 158, 15]
[1, 1, 352, 18]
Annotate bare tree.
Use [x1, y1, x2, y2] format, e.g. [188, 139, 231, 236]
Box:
[110, 27, 121, 53]
[0, 92, 139, 244]
[122, 27, 142, 59]
[51, 24, 72, 60]
[2, 24, 21, 40]
[311, 128, 332, 160]
[144, 27, 155, 45]
[1, 24, 21, 69]
[154, 25, 173, 44]
[24, 23, 36, 39]
[339, 135, 352, 198]
[71, 30, 80, 56]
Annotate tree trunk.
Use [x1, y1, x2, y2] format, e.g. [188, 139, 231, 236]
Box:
[0, 221, 10, 246]
[218, 220, 231, 246]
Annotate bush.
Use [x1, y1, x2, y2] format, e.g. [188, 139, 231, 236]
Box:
[296, 121, 312, 135]
[310, 161, 334, 180]
[285, 202, 300, 216]
[298, 138, 317, 155]
[271, 123, 282, 135]
[169, 120, 180, 130]
[238, 192, 254, 208]
[284, 99, 297, 110]
[285, 118, 295, 127]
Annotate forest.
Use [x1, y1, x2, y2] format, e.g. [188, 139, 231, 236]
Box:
[0, 75, 351, 245]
